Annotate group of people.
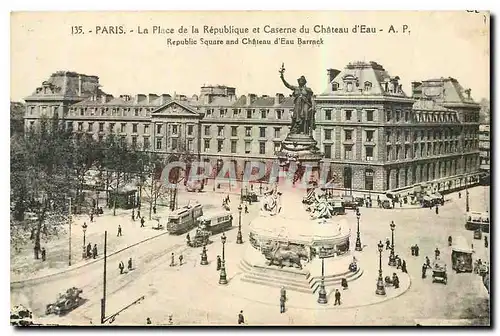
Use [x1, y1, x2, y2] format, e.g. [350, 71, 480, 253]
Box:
[131, 208, 146, 227]
[118, 257, 134, 274]
[170, 252, 184, 267]
[85, 242, 98, 259]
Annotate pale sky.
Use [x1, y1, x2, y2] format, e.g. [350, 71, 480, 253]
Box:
[11, 11, 490, 102]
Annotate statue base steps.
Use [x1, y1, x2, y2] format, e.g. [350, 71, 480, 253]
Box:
[239, 247, 363, 294]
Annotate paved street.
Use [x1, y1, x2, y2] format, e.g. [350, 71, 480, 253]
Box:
[11, 185, 490, 326]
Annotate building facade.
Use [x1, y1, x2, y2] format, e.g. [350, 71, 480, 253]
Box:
[479, 124, 490, 173]
[24, 64, 482, 193]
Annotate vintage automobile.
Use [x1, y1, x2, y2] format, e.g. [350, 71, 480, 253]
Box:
[187, 229, 211, 248]
[432, 261, 448, 284]
[451, 236, 474, 273]
[241, 191, 258, 203]
[45, 287, 84, 316]
[342, 195, 362, 210]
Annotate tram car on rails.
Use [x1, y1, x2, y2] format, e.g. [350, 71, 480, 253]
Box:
[166, 202, 203, 235]
[451, 236, 474, 273]
[465, 211, 489, 232]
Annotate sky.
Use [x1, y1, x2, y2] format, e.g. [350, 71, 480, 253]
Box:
[10, 11, 490, 102]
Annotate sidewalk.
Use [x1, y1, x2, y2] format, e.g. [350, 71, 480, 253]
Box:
[10, 206, 172, 282]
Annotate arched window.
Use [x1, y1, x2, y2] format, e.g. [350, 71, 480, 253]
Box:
[364, 81, 372, 91]
[365, 169, 374, 190]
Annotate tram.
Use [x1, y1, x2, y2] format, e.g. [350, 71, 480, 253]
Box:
[166, 202, 204, 235]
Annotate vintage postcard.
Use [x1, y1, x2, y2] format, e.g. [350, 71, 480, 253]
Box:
[10, 11, 490, 326]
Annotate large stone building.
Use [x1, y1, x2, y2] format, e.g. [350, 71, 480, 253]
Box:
[479, 124, 490, 173]
[23, 63, 482, 194]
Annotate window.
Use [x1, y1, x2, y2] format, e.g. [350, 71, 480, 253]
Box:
[396, 110, 400, 122]
[366, 110, 374, 122]
[344, 146, 353, 160]
[132, 136, 137, 148]
[261, 110, 267, 119]
[144, 124, 150, 134]
[187, 139, 193, 151]
[364, 81, 372, 91]
[345, 130, 352, 141]
[366, 147, 374, 161]
[144, 137, 150, 150]
[246, 109, 252, 119]
[405, 111, 409, 122]
[172, 125, 178, 135]
[259, 142, 266, 154]
[29, 106, 35, 115]
[274, 142, 281, 152]
[101, 109, 106, 116]
[217, 126, 224, 137]
[78, 122, 83, 131]
[172, 138, 178, 150]
[345, 110, 352, 121]
[217, 140, 224, 152]
[187, 125, 194, 136]
[29, 121, 35, 129]
[324, 129, 332, 140]
[324, 144, 332, 159]
[276, 110, 282, 119]
[109, 123, 115, 132]
[396, 146, 401, 159]
[231, 140, 237, 153]
[204, 125, 211, 136]
[204, 139, 210, 152]
[245, 141, 251, 154]
[405, 131, 409, 142]
[132, 124, 138, 133]
[156, 138, 162, 150]
[346, 82, 353, 92]
[206, 109, 213, 117]
[386, 110, 392, 122]
[87, 122, 93, 132]
[120, 123, 126, 133]
[245, 127, 252, 137]
[274, 127, 281, 138]
[366, 130, 374, 142]
[325, 110, 332, 120]
[80, 108, 84, 116]
[396, 131, 401, 142]
[387, 146, 392, 160]
[98, 135, 104, 142]
[231, 126, 238, 137]
[156, 124, 162, 134]
[259, 127, 266, 138]
[99, 122, 104, 132]
[67, 121, 73, 131]
[232, 109, 240, 117]
[332, 82, 339, 91]
[365, 169, 374, 190]
[134, 108, 139, 117]
[405, 146, 409, 159]
[220, 109, 226, 117]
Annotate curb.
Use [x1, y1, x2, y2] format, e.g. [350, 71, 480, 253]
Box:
[11, 230, 170, 286]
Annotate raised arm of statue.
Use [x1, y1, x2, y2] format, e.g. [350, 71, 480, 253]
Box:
[280, 73, 295, 91]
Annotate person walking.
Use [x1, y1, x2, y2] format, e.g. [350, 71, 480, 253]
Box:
[458, 191, 461, 199]
[402, 260, 407, 273]
[131, 211, 135, 222]
[179, 254, 184, 266]
[435, 205, 439, 215]
[238, 311, 245, 325]
[128, 257, 133, 271]
[140, 217, 145, 228]
[117, 225, 122, 237]
[411, 245, 415, 256]
[153, 205, 157, 214]
[414, 244, 420, 257]
[280, 293, 286, 313]
[334, 289, 341, 306]
[41, 247, 46, 261]
[216, 255, 222, 271]
[170, 253, 175, 267]
[392, 273, 400, 289]
[245, 204, 248, 214]
[87, 243, 92, 258]
[280, 286, 287, 302]
[92, 244, 98, 259]
[422, 263, 427, 279]
[119, 261, 125, 274]
[448, 236, 453, 247]
[137, 209, 141, 220]
[484, 236, 489, 248]
[90, 212, 94, 223]
[434, 248, 440, 260]
[146, 318, 152, 325]
[425, 256, 431, 267]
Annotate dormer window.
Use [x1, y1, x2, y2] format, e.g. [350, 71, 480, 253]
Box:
[364, 81, 372, 91]
[332, 82, 339, 91]
[346, 82, 353, 92]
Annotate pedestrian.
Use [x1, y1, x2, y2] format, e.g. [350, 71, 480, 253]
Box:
[341, 277, 348, 290]
[92, 199, 96, 209]
[87, 243, 92, 258]
[128, 257, 133, 270]
[179, 254, 184, 266]
[435, 205, 439, 215]
[41, 247, 46, 261]
[146, 317, 152, 325]
[140, 217, 145, 228]
[93, 244, 98, 259]
[425, 256, 431, 267]
[334, 289, 341, 306]
[392, 273, 400, 289]
[170, 253, 175, 267]
[90, 212, 94, 223]
[399, 200, 403, 208]
[448, 235, 453, 247]
[117, 225, 122, 237]
[131, 212, 135, 221]
[216, 255, 222, 271]
[411, 245, 415, 256]
[238, 310, 245, 325]
[280, 293, 286, 313]
[119, 261, 125, 274]
[458, 191, 461, 199]
[434, 248, 440, 260]
[414, 244, 420, 257]
[186, 233, 191, 246]
[385, 238, 391, 250]
[402, 260, 407, 273]
[484, 236, 488, 248]
[280, 286, 287, 302]
[245, 204, 248, 214]
[137, 209, 141, 220]
[153, 205, 157, 214]
[422, 263, 427, 279]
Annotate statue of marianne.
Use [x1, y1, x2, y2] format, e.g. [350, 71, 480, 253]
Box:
[279, 63, 316, 135]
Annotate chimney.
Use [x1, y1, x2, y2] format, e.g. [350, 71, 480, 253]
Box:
[78, 75, 83, 96]
[148, 94, 159, 104]
[274, 93, 284, 105]
[327, 69, 341, 85]
[135, 94, 146, 104]
[247, 94, 257, 106]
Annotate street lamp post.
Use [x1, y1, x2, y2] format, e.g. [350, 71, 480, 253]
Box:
[240, 172, 244, 202]
[355, 208, 362, 251]
[388, 221, 396, 266]
[219, 233, 228, 285]
[317, 246, 328, 304]
[465, 176, 470, 212]
[82, 223, 88, 259]
[236, 204, 243, 244]
[376, 240, 386, 296]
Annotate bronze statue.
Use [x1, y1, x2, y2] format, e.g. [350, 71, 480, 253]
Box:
[279, 63, 315, 135]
